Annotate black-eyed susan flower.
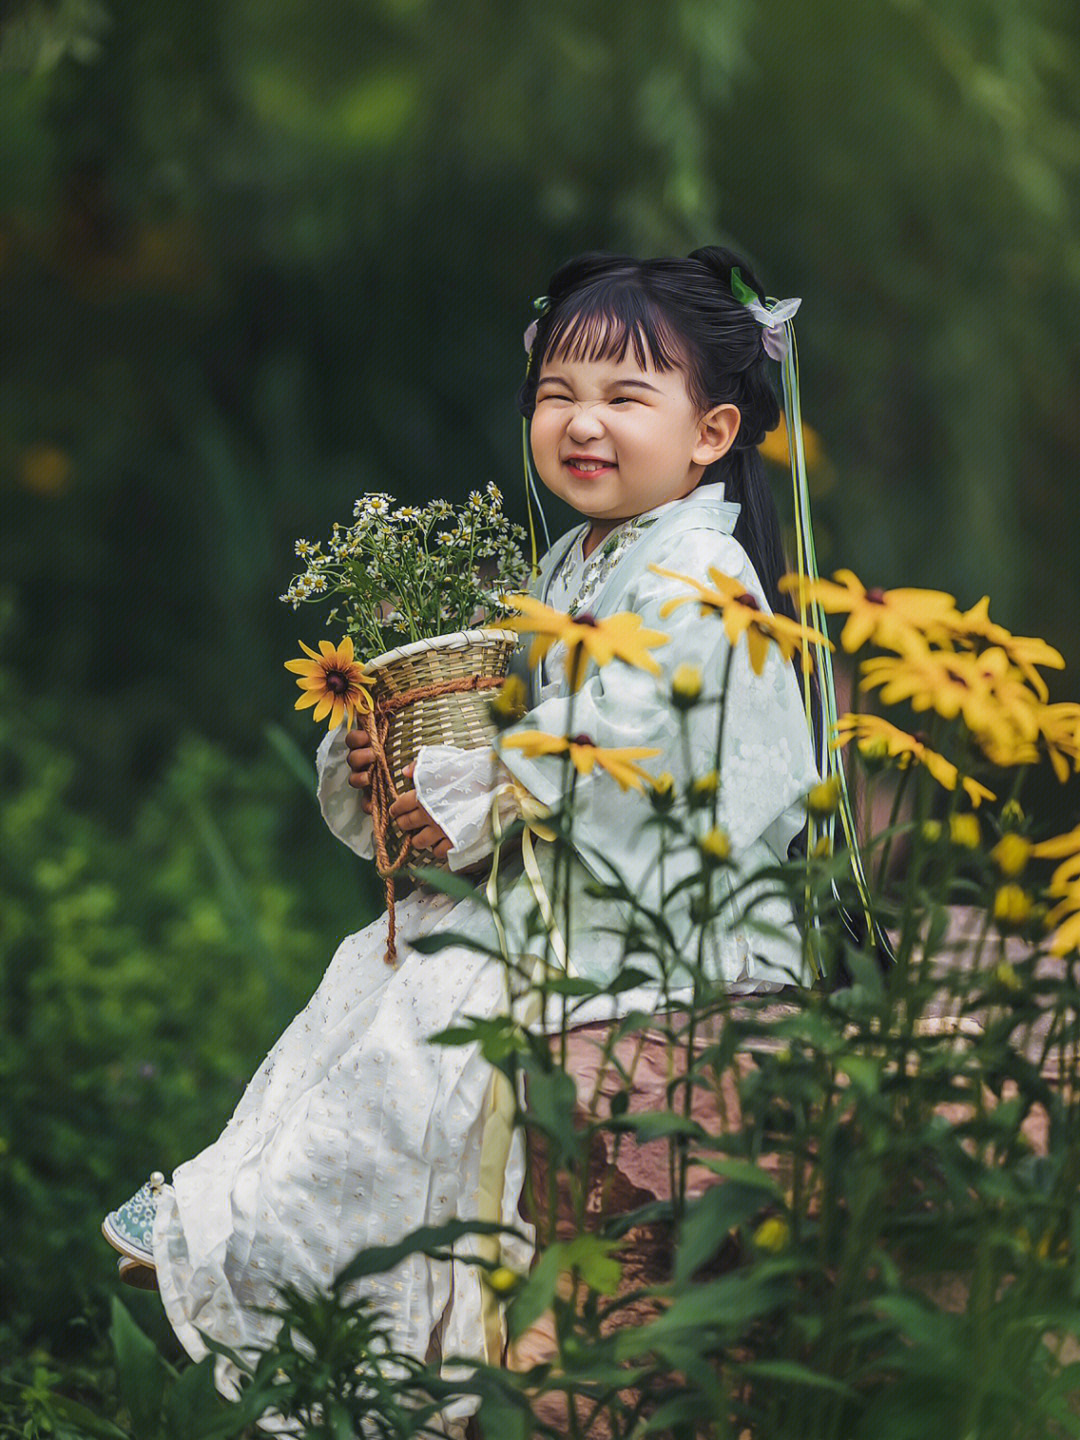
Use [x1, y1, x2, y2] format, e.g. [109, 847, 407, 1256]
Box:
[650, 772, 677, 812]
[991, 959, 1023, 992]
[779, 569, 960, 654]
[1039, 703, 1080, 784]
[831, 713, 995, 807]
[1043, 891, 1080, 958]
[671, 662, 703, 709]
[285, 638, 373, 730]
[488, 674, 528, 729]
[697, 827, 732, 865]
[690, 770, 720, 807]
[501, 595, 669, 692]
[752, 1216, 790, 1253]
[993, 888, 1033, 930]
[804, 775, 842, 818]
[483, 1266, 524, 1295]
[991, 834, 1032, 878]
[653, 564, 831, 675]
[999, 800, 1025, 830]
[949, 814, 981, 849]
[498, 731, 661, 791]
[858, 643, 1041, 762]
[931, 596, 1065, 700]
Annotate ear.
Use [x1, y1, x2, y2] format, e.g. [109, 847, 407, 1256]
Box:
[692, 403, 741, 466]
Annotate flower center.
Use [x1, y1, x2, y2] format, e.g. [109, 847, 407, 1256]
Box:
[736, 592, 761, 611]
[324, 668, 350, 695]
[865, 587, 886, 604]
[574, 612, 599, 627]
[569, 733, 595, 747]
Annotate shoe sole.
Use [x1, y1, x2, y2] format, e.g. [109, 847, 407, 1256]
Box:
[118, 1257, 159, 1291]
[102, 1214, 154, 1266]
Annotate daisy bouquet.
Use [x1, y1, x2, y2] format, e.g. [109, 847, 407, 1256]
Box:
[281, 485, 531, 661]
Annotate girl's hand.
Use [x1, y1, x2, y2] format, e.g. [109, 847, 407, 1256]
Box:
[345, 729, 378, 812]
[389, 764, 453, 859]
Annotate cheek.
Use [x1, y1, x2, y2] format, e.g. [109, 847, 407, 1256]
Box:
[530, 411, 561, 455]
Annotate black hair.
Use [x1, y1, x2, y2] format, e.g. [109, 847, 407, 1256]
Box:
[517, 245, 822, 770]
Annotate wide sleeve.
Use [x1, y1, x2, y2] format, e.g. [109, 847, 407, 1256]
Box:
[315, 725, 374, 859]
[411, 745, 531, 872]
[495, 528, 820, 900]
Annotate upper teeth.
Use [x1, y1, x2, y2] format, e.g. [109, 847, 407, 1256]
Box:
[572, 460, 606, 470]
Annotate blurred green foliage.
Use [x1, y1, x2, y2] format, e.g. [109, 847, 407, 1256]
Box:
[2, 0, 1080, 1390]
[0, 616, 378, 1354]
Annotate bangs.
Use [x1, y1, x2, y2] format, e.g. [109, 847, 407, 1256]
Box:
[542, 287, 684, 375]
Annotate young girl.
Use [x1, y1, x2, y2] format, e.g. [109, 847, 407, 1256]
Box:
[102, 245, 820, 1412]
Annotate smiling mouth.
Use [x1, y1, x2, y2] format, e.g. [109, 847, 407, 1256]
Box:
[565, 458, 615, 474]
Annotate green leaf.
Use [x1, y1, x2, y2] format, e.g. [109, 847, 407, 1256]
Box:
[335, 1218, 522, 1289]
[606, 966, 656, 995]
[111, 1297, 167, 1439]
[741, 1359, 856, 1396]
[675, 1183, 769, 1283]
[690, 1158, 785, 1197]
[610, 1111, 706, 1143]
[407, 929, 501, 957]
[407, 867, 493, 903]
[522, 1065, 582, 1163]
[837, 1055, 881, 1095]
[729, 267, 758, 306]
[163, 1357, 224, 1440]
[507, 1242, 564, 1339]
[471, 1379, 532, 1440]
[566, 1235, 622, 1295]
[37, 1395, 131, 1439]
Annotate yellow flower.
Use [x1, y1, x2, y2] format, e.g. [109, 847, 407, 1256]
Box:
[831, 713, 995, 807]
[949, 813, 981, 849]
[652, 565, 831, 676]
[929, 596, 1065, 700]
[488, 674, 528, 728]
[498, 731, 661, 792]
[999, 800, 1025, 829]
[502, 595, 668, 691]
[650, 772, 677, 812]
[1032, 829, 1080, 895]
[779, 569, 960, 654]
[671, 662, 703, 708]
[689, 770, 719, 809]
[993, 888, 1032, 929]
[285, 637, 373, 730]
[921, 820, 943, 843]
[858, 642, 1041, 762]
[758, 413, 824, 469]
[804, 775, 842, 817]
[991, 834, 1032, 878]
[752, 1217, 790, 1253]
[1039, 703, 1080, 784]
[1043, 895, 1080, 958]
[857, 734, 891, 764]
[483, 1266, 524, 1295]
[697, 827, 732, 864]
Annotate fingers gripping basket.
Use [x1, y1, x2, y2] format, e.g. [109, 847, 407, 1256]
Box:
[363, 628, 519, 863]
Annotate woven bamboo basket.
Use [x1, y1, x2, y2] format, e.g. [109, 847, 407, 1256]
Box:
[364, 628, 520, 859]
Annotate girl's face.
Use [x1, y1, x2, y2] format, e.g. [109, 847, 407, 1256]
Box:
[530, 338, 739, 553]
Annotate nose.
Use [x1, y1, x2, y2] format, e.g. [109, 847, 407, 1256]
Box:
[565, 403, 606, 442]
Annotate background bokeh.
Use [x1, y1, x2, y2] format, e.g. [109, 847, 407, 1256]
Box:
[2, 0, 1079, 1370]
